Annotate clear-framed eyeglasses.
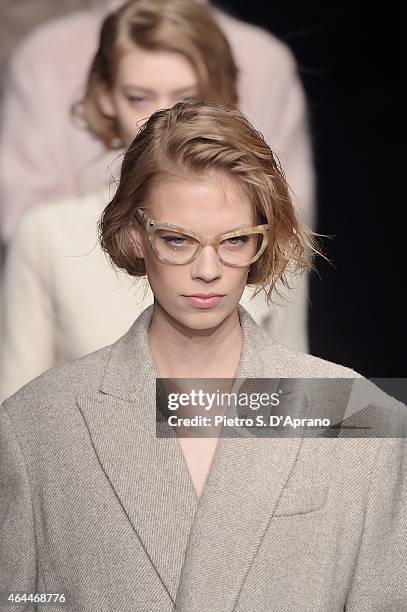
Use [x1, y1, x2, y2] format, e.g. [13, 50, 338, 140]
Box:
[134, 207, 269, 267]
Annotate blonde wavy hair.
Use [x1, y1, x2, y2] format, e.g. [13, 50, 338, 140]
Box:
[100, 102, 318, 302]
[73, 0, 238, 148]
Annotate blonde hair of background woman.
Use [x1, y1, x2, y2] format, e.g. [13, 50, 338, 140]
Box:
[74, 0, 239, 148]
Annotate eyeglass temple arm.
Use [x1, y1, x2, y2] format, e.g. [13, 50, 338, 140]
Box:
[135, 207, 149, 225]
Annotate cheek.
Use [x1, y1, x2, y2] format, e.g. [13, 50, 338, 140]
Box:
[227, 267, 251, 289]
[116, 103, 150, 142]
[142, 250, 158, 280]
[143, 254, 177, 292]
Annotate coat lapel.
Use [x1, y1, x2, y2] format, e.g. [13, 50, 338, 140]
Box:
[174, 308, 304, 610]
[77, 387, 198, 603]
[76, 307, 199, 603]
[175, 436, 303, 611]
[76, 304, 303, 610]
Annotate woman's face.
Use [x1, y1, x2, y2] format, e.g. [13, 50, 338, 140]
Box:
[99, 45, 199, 145]
[134, 171, 255, 332]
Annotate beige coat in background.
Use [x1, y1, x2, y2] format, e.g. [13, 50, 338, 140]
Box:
[0, 304, 406, 611]
[0, 190, 309, 402]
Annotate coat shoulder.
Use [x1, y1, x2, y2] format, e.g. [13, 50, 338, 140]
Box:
[213, 7, 296, 69]
[10, 9, 102, 66]
[265, 335, 363, 379]
[11, 191, 105, 250]
[1, 342, 113, 416]
[17, 191, 103, 226]
[239, 305, 362, 379]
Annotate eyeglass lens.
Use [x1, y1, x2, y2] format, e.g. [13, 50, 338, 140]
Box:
[152, 229, 264, 265]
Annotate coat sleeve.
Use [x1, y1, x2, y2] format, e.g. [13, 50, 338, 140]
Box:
[0, 35, 73, 245]
[0, 209, 56, 403]
[0, 405, 37, 609]
[263, 270, 309, 354]
[345, 437, 407, 610]
[240, 270, 309, 354]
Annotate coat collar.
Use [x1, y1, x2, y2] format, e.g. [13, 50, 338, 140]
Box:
[77, 304, 303, 608]
[98, 303, 286, 401]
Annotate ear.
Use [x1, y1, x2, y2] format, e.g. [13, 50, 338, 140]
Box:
[96, 84, 116, 119]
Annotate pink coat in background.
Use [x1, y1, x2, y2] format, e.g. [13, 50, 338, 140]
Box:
[0, 1, 315, 243]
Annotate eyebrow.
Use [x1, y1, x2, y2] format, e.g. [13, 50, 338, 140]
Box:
[171, 86, 199, 95]
[121, 85, 199, 95]
[164, 221, 255, 234]
[218, 224, 255, 233]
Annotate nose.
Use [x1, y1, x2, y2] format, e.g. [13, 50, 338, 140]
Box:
[190, 245, 222, 282]
[157, 96, 174, 112]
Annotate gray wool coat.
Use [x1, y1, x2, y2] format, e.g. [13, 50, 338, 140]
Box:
[1, 304, 406, 611]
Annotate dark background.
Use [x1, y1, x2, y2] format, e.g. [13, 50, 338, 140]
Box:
[215, 0, 403, 377]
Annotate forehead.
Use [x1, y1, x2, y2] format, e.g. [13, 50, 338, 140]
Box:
[115, 45, 198, 90]
[147, 171, 255, 234]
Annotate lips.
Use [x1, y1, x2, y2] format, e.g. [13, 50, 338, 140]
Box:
[183, 294, 225, 309]
[186, 293, 224, 298]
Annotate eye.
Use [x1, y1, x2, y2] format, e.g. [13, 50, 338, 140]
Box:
[159, 234, 196, 249]
[126, 95, 148, 105]
[172, 92, 200, 105]
[162, 235, 186, 246]
[223, 236, 250, 247]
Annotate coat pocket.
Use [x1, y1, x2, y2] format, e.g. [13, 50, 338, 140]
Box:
[274, 484, 329, 517]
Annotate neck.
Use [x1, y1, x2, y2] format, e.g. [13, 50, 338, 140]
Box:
[148, 302, 243, 379]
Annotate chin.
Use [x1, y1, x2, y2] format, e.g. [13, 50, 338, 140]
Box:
[176, 304, 237, 332]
